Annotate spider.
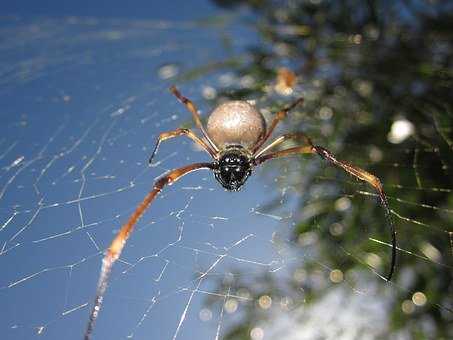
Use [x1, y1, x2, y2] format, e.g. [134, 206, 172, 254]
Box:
[84, 86, 396, 339]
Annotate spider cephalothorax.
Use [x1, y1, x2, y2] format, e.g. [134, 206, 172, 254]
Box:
[85, 85, 397, 339]
[214, 145, 253, 191]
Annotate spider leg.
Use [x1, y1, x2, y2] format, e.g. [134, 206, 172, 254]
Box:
[253, 132, 313, 158]
[84, 162, 214, 340]
[170, 86, 219, 152]
[149, 128, 218, 164]
[251, 96, 304, 154]
[255, 144, 396, 282]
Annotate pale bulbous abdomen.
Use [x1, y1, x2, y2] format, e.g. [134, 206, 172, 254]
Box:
[207, 101, 266, 150]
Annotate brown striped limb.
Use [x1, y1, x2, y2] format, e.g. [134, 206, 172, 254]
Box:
[170, 86, 219, 152]
[253, 132, 314, 158]
[255, 144, 396, 281]
[84, 162, 214, 340]
[251, 96, 304, 154]
[149, 128, 218, 164]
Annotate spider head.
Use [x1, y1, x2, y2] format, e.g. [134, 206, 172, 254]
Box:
[214, 147, 252, 191]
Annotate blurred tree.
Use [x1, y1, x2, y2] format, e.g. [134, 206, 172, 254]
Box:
[195, 0, 453, 338]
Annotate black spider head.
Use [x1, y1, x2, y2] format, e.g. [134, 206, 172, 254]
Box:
[214, 148, 252, 191]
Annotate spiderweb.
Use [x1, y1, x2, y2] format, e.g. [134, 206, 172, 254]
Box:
[0, 16, 451, 340]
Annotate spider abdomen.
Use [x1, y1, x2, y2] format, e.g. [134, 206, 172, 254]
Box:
[207, 101, 266, 150]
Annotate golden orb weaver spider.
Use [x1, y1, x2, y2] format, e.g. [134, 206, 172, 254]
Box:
[84, 86, 396, 339]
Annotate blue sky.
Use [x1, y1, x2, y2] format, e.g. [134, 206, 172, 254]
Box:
[3, 0, 219, 20]
[0, 3, 273, 339]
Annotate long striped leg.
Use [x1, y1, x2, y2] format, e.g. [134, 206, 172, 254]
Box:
[170, 86, 219, 153]
[251, 96, 304, 154]
[149, 128, 218, 164]
[84, 162, 214, 340]
[255, 144, 396, 281]
[253, 132, 314, 158]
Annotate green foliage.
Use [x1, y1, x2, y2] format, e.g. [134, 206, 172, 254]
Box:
[200, 0, 453, 338]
